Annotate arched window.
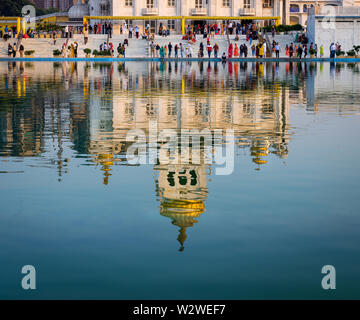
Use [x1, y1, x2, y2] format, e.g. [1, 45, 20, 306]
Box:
[303, 4, 307, 12]
[290, 4, 300, 12]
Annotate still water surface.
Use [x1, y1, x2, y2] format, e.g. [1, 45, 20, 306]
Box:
[0, 61, 360, 299]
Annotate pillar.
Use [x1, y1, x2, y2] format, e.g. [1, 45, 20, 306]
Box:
[17, 17, 21, 36]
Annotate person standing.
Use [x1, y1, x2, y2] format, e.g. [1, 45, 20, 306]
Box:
[150, 41, 156, 57]
[251, 44, 255, 57]
[289, 43, 294, 58]
[228, 43, 233, 58]
[135, 25, 139, 39]
[207, 43, 212, 58]
[199, 42, 204, 58]
[19, 44, 24, 57]
[234, 44, 239, 57]
[275, 43, 280, 58]
[168, 42, 172, 57]
[160, 46, 165, 59]
[84, 26, 89, 45]
[129, 25, 133, 38]
[12, 43, 17, 58]
[8, 44, 13, 57]
[174, 44, 179, 58]
[180, 43, 184, 58]
[330, 43, 336, 58]
[263, 41, 267, 57]
[53, 31, 57, 45]
[156, 43, 160, 57]
[303, 45, 308, 58]
[243, 44, 248, 58]
[297, 45, 303, 59]
[320, 44, 324, 58]
[122, 44, 126, 58]
[258, 42, 264, 58]
[213, 43, 219, 58]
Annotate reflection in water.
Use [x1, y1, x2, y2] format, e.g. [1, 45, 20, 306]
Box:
[1, 61, 360, 250]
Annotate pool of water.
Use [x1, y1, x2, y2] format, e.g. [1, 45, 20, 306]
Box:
[0, 61, 360, 299]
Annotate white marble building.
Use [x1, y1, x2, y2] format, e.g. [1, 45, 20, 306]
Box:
[289, 0, 360, 26]
[70, 0, 291, 33]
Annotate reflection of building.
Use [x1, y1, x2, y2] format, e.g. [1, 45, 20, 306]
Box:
[155, 159, 209, 251]
[82, 61, 291, 250]
[0, 61, 295, 250]
[0, 69, 44, 157]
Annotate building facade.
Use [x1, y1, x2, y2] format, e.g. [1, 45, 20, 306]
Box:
[70, 0, 290, 33]
[32, 0, 74, 11]
[289, 0, 360, 26]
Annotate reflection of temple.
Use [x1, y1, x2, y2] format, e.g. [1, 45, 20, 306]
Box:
[0, 61, 296, 250]
[83, 61, 292, 250]
[155, 150, 209, 251]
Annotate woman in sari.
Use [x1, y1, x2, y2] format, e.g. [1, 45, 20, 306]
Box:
[228, 43, 233, 58]
[234, 44, 239, 57]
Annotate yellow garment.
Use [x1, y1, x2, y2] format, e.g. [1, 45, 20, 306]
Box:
[259, 45, 264, 56]
[70, 45, 75, 58]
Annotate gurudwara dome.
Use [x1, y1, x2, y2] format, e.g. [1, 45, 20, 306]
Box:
[68, 1, 90, 21]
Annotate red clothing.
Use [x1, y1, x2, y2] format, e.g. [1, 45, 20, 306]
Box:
[228, 43, 233, 58]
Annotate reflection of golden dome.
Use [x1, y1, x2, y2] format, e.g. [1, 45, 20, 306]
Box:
[253, 158, 267, 165]
[160, 199, 205, 252]
[97, 153, 114, 185]
[251, 152, 268, 157]
[251, 139, 269, 169]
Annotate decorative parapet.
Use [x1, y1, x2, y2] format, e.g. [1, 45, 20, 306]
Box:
[141, 8, 159, 16]
[239, 8, 256, 16]
[191, 8, 208, 16]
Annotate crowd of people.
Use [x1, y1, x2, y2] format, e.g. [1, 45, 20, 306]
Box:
[7, 43, 24, 58]
[1, 19, 348, 60]
[60, 42, 79, 58]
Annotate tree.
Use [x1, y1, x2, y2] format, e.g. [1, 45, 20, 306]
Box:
[0, 0, 58, 17]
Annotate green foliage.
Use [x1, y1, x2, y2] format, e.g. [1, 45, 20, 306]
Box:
[83, 48, 92, 55]
[353, 45, 360, 54]
[24, 50, 35, 56]
[92, 49, 112, 56]
[0, 0, 58, 16]
[53, 49, 62, 56]
[347, 50, 356, 56]
[336, 50, 345, 56]
[309, 48, 316, 55]
[262, 24, 303, 33]
[36, 23, 63, 32]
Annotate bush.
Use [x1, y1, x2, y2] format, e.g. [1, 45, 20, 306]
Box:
[36, 22, 63, 32]
[353, 45, 360, 54]
[93, 49, 111, 56]
[53, 49, 62, 56]
[262, 24, 303, 33]
[309, 48, 316, 55]
[83, 48, 91, 55]
[24, 50, 35, 56]
[347, 50, 356, 56]
[336, 50, 345, 56]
